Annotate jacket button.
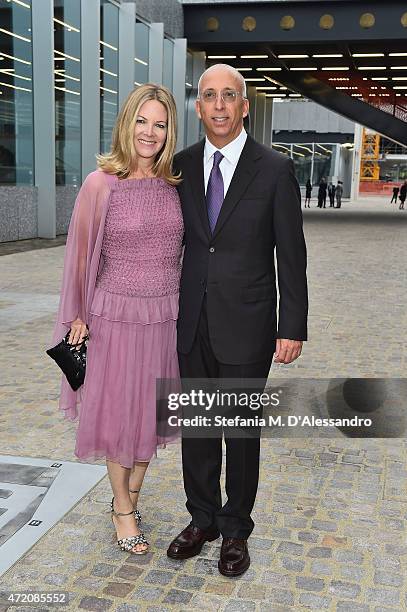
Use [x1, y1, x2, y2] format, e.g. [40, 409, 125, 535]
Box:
[209, 247, 215, 253]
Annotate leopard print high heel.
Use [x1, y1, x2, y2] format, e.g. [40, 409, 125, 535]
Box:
[111, 497, 148, 554]
[129, 488, 142, 525]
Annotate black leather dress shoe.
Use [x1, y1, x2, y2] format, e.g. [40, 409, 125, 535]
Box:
[167, 524, 220, 560]
[218, 537, 250, 577]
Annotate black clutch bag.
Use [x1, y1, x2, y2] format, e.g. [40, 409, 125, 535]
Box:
[46, 331, 89, 391]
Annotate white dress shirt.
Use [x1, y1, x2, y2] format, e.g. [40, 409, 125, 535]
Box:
[203, 129, 248, 196]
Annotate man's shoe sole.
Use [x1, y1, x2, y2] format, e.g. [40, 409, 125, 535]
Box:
[167, 532, 220, 560]
[217, 556, 250, 577]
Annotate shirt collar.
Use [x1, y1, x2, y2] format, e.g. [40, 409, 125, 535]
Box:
[204, 129, 247, 166]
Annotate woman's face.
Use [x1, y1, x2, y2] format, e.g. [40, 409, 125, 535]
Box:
[133, 99, 168, 162]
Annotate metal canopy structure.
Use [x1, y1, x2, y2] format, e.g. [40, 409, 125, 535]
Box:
[183, 0, 407, 145]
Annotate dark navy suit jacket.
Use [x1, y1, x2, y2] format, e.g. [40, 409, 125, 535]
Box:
[174, 134, 308, 365]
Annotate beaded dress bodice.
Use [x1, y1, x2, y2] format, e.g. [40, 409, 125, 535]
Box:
[96, 178, 183, 297]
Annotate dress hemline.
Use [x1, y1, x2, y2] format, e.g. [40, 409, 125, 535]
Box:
[74, 437, 180, 469]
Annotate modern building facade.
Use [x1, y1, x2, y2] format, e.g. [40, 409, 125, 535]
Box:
[0, 0, 286, 243]
[0, 0, 192, 242]
[271, 99, 356, 197]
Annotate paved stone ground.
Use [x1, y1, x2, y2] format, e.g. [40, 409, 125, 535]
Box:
[0, 196, 406, 611]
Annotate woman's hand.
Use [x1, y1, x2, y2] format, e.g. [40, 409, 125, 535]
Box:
[68, 318, 88, 345]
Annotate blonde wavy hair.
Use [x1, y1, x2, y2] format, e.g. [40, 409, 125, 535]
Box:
[97, 83, 181, 185]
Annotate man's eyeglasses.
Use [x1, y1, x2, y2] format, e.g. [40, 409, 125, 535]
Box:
[200, 89, 244, 104]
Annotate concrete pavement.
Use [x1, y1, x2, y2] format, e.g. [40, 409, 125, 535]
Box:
[0, 196, 406, 611]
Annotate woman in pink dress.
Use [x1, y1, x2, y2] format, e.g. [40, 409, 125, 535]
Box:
[52, 84, 183, 554]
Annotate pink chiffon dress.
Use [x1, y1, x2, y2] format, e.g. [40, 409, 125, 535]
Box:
[74, 177, 184, 467]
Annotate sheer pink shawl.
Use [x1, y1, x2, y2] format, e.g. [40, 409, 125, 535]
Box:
[51, 170, 117, 420]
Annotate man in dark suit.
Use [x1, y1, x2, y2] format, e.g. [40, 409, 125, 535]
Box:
[318, 177, 327, 208]
[328, 182, 336, 207]
[399, 180, 407, 210]
[390, 185, 399, 204]
[167, 64, 308, 576]
[335, 180, 344, 208]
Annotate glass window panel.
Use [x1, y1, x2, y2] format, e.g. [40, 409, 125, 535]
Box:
[185, 51, 193, 88]
[134, 22, 149, 86]
[0, 0, 33, 185]
[271, 143, 291, 156]
[162, 38, 173, 90]
[54, 0, 81, 186]
[100, 0, 118, 153]
[313, 143, 334, 185]
[379, 159, 407, 182]
[184, 51, 193, 144]
[380, 138, 406, 156]
[292, 144, 313, 186]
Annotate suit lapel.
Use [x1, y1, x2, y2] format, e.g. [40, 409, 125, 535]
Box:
[212, 135, 262, 239]
[185, 140, 211, 239]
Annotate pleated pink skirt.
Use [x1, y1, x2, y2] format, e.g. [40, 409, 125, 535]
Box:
[74, 288, 180, 468]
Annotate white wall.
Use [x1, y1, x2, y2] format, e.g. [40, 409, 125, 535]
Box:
[273, 100, 355, 135]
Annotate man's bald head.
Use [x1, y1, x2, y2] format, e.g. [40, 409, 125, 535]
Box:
[197, 64, 247, 99]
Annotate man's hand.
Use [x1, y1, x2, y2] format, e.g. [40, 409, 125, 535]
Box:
[274, 339, 303, 364]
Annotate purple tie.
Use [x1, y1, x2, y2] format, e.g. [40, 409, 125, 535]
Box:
[206, 151, 224, 233]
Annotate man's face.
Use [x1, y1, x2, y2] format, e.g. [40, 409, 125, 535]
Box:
[196, 67, 249, 148]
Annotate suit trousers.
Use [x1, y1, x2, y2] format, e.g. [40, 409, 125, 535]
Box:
[178, 296, 273, 539]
